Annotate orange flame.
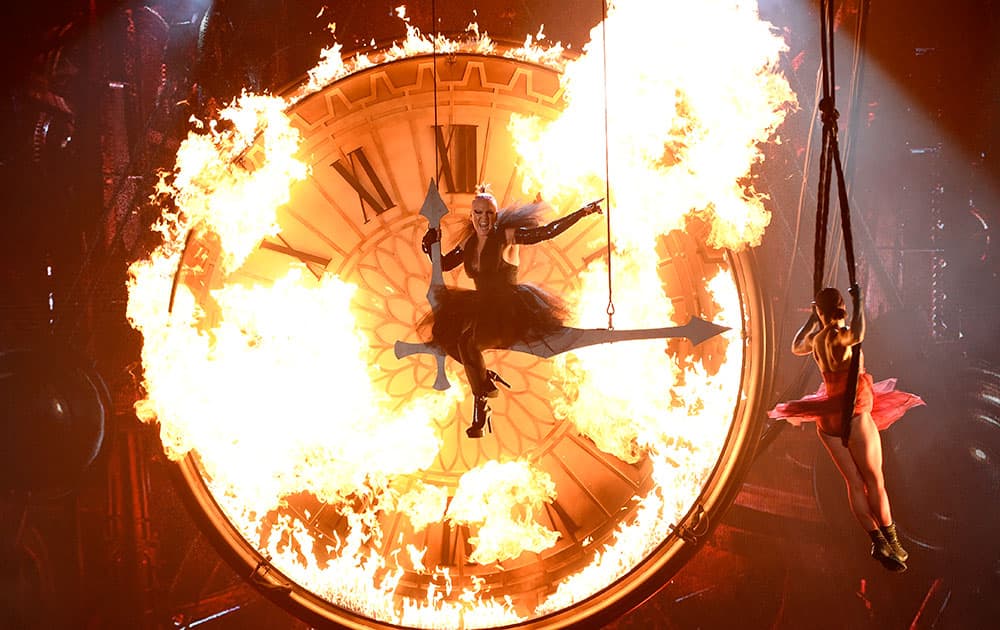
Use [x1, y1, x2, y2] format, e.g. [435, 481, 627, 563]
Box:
[446, 460, 559, 564]
[518, 2, 794, 610]
[511, 0, 796, 251]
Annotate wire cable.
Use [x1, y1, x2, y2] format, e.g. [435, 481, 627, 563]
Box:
[600, 0, 615, 330]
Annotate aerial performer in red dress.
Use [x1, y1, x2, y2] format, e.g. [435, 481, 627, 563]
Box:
[769, 286, 924, 571]
[420, 186, 602, 439]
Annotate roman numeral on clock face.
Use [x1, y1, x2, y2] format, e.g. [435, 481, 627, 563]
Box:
[434, 124, 478, 194]
[330, 147, 396, 223]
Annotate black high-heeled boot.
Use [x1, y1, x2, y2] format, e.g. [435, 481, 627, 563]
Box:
[880, 522, 909, 563]
[487, 369, 511, 389]
[483, 369, 511, 399]
[466, 395, 492, 438]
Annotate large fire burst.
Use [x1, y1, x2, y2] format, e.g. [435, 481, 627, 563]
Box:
[127, 1, 795, 628]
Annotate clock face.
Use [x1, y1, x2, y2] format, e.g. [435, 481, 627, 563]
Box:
[155, 52, 771, 629]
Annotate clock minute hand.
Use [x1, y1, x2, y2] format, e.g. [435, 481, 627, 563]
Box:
[510, 317, 730, 359]
[394, 316, 730, 365]
[415, 178, 451, 390]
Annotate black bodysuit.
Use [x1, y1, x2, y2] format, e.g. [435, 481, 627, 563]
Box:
[426, 204, 592, 396]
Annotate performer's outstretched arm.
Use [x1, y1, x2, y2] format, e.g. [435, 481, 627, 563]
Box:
[513, 201, 602, 245]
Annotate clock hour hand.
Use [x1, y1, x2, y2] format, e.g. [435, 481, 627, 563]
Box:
[394, 340, 451, 390]
[420, 178, 449, 307]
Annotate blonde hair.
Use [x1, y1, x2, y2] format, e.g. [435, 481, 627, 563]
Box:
[473, 184, 498, 212]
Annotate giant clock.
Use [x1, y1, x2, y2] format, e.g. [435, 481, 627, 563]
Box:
[161, 51, 772, 629]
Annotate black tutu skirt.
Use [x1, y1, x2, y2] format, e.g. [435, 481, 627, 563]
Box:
[424, 282, 568, 357]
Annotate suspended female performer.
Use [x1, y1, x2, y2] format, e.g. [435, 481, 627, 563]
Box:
[420, 186, 602, 438]
[769, 286, 924, 571]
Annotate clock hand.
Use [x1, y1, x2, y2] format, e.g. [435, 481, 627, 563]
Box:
[420, 178, 449, 303]
[414, 179, 451, 391]
[394, 316, 730, 363]
[510, 317, 730, 358]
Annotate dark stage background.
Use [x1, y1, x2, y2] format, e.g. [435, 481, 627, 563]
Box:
[1, 1, 998, 628]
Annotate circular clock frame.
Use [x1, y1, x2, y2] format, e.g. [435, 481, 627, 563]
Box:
[166, 52, 774, 629]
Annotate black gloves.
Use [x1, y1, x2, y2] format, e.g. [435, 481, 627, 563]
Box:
[421, 227, 440, 255]
[582, 199, 604, 215]
[514, 200, 603, 245]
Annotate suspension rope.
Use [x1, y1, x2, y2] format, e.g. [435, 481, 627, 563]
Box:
[600, 0, 615, 330]
[816, 0, 861, 447]
[759, 0, 872, 460]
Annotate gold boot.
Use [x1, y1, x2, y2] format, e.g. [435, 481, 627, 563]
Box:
[869, 529, 906, 572]
[880, 522, 909, 563]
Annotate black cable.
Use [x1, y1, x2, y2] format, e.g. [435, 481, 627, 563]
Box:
[600, 0, 615, 330]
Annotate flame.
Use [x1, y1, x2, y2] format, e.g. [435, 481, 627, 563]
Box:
[127, 1, 793, 627]
[538, 267, 743, 614]
[163, 94, 307, 271]
[505, 25, 567, 67]
[446, 460, 559, 565]
[522, 0, 793, 609]
[398, 481, 450, 532]
[300, 5, 498, 99]
[511, 0, 795, 251]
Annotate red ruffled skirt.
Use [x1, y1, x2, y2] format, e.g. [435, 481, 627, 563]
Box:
[768, 370, 924, 437]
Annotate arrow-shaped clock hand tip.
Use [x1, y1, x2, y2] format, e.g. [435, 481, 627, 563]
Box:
[684, 316, 731, 346]
[420, 178, 448, 303]
[420, 178, 448, 226]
